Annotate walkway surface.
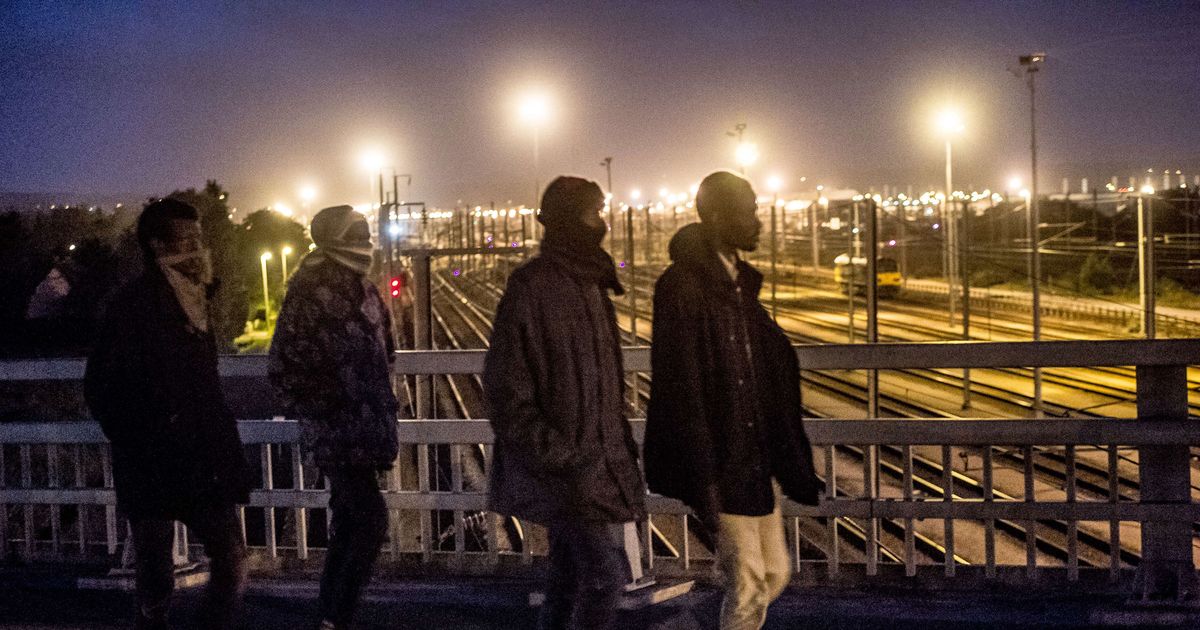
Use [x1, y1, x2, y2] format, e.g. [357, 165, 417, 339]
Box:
[3, 570, 1200, 629]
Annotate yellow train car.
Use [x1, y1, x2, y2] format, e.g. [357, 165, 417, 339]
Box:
[833, 254, 901, 298]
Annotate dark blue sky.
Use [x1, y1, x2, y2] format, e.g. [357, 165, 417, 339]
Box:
[2, 1, 1198, 211]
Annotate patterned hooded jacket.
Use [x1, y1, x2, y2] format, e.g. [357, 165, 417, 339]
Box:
[268, 257, 400, 470]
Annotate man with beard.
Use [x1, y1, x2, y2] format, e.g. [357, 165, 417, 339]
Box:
[85, 198, 251, 630]
[269, 205, 400, 630]
[484, 176, 646, 630]
[645, 171, 821, 630]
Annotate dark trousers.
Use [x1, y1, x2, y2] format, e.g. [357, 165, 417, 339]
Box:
[319, 467, 388, 628]
[130, 505, 246, 630]
[538, 520, 629, 630]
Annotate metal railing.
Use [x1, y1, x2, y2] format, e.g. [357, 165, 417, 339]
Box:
[2, 339, 1198, 596]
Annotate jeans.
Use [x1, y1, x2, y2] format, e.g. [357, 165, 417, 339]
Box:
[319, 466, 389, 628]
[716, 500, 791, 630]
[130, 505, 246, 630]
[538, 520, 629, 630]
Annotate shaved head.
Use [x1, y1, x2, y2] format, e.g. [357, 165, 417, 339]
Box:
[694, 170, 761, 252]
[695, 170, 753, 223]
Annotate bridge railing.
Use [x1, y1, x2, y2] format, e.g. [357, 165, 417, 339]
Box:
[1, 339, 1197, 597]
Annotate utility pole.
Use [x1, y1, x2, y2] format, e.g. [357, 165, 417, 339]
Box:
[727, 122, 748, 175]
[1138, 193, 1156, 339]
[811, 191, 825, 269]
[865, 199, 879, 420]
[626, 203, 637, 347]
[960, 197, 972, 408]
[944, 141, 957, 327]
[770, 193, 779, 321]
[1020, 52, 1046, 416]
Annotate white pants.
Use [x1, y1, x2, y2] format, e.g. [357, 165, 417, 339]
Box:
[716, 501, 791, 630]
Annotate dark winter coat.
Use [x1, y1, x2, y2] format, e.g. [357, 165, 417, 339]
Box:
[645, 223, 821, 517]
[484, 253, 647, 525]
[84, 268, 251, 520]
[269, 257, 400, 470]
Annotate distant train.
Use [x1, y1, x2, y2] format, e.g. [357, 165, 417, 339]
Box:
[833, 254, 901, 298]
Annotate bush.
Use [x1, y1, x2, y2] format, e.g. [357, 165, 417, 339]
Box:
[1079, 253, 1116, 294]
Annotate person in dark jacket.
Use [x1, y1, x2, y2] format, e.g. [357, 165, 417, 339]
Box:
[645, 170, 821, 630]
[85, 198, 252, 630]
[269, 205, 400, 630]
[484, 176, 646, 630]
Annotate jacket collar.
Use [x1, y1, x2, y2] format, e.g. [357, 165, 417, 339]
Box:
[667, 222, 763, 300]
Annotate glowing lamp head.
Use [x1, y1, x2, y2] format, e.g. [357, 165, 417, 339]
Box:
[281, 246, 293, 256]
[260, 252, 272, 262]
[360, 150, 385, 172]
[299, 186, 316, 202]
[735, 142, 759, 168]
[766, 175, 783, 193]
[630, 189, 641, 201]
[936, 109, 965, 136]
[518, 93, 550, 125]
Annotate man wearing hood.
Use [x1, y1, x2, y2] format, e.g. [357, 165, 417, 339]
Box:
[645, 171, 821, 630]
[269, 205, 399, 630]
[85, 198, 252, 630]
[484, 176, 646, 630]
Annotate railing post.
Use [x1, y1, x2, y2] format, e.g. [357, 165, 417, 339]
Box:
[1133, 364, 1195, 602]
[412, 252, 433, 419]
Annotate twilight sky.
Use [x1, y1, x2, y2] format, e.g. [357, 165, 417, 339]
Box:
[2, 1, 1198, 211]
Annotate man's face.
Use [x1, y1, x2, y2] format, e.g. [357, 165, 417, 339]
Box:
[344, 219, 372, 247]
[713, 184, 762, 252]
[151, 219, 206, 281]
[579, 194, 607, 237]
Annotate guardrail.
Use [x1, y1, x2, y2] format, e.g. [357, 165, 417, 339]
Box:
[2, 339, 1198, 597]
[903, 279, 1200, 335]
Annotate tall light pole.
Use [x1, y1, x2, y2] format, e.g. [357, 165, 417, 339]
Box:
[767, 175, 783, 321]
[937, 108, 970, 407]
[627, 189, 640, 347]
[519, 92, 550, 210]
[1019, 52, 1045, 416]
[813, 188, 827, 269]
[1138, 186, 1157, 339]
[259, 252, 272, 326]
[735, 142, 759, 176]
[280, 245, 293, 284]
[298, 185, 316, 225]
[937, 109, 964, 327]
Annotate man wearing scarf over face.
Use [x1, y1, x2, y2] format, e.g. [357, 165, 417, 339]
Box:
[269, 205, 399, 630]
[485, 176, 646, 630]
[85, 199, 252, 630]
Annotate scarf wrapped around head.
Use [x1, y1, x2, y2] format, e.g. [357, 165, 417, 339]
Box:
[537, 176, 624, 295]
[302, 205, 374, 275]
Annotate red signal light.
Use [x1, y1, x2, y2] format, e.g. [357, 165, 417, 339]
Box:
[390, 276, 404, 298]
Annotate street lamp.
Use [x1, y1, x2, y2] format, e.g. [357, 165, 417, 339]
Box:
[1018, 51, 1045, 416]
[259, 252, 273, 326]
[735, 142, 759, 174]
[298, 185, 316, 223]
[767, 175, 783, 320]
[936, 108, 964, 326]
[281, 245, 293, 283]
[518, 92, 551, 209]
[937, 107, 970, 406]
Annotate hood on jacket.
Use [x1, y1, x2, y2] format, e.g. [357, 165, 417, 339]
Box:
[667, 222, 711, 265]
[667, 222, 763, 295]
